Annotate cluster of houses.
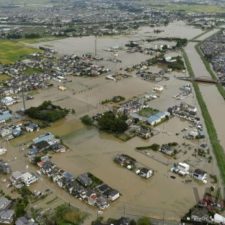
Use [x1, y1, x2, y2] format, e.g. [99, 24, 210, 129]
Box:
[200, 30, 225, 86]
[0, 196, 38, 225]
[117, 96, 169, 128]
[36, 159, 120, 210]
[0, 196, 14, 224]
[0, 49, 109, 99]
[168, 102, 205, 139]
[174, 84, 192, 100]
[114, 154, 153, 179]
[27, 132, 66, 158]
[181, 192, 225, 225]
[0, 121, 39, 141]
[171, 162, 208, 183]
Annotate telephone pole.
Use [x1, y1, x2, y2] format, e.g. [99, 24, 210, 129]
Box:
[94, 36, 97, 56]
[21, 86, 26, 111]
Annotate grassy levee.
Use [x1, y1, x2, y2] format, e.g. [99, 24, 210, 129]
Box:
[195, 43, 225, 100]
[182, 49, 225, 184]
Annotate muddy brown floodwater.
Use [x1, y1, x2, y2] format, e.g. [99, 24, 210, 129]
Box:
[185, 40, 225, 151]
[2, 22, 222, 222]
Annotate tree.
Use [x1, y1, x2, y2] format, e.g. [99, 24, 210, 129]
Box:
[137, 217, 151, 225]
[81, 115, 93, 126]
[98, 111, 128, 133]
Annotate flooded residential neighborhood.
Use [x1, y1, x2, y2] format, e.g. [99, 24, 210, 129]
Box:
[0, 1, 225, 225]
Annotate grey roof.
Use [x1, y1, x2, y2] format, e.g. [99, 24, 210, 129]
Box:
[0, 197, 12, 211]
[0, 209, 14, 221]
[0, 111, 12, 122]
[16, 216, 38, 225]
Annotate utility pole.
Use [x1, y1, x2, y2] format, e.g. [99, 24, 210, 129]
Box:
[22, 86, 26, 111]
[21, 75, 26, 111]
[94, 36, 97, 57]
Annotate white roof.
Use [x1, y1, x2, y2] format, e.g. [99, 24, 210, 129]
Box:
[214, 213, 225, 224]
[20, 172, 34, 181]
[178, 162, 190, 169]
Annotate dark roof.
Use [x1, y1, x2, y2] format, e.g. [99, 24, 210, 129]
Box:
[194, 169, 206, 176]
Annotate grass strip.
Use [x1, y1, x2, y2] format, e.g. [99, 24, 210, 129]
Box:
[182, 49, 225, 184]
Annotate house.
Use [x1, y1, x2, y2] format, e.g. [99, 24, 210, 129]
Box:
[0, 128, 12, 138]
[10, 171, 38, 187]
[16, 216, 38, 225]
[114, 154, 136, 169]
[147, 111, 170, 126]
[96, 184, 111, 194]
[104, 189, 120, 201]
[0, 197, 12, 211]
[20, 172, 38, 186]
[0, 147, 7, 156]
[0, 111, 12, 123]
[160, 144, 175, 156]
[12, 126, 22, 137]
[0, 209, 14, 224]
[76, 173, 93, 187]
[147, 115, 161, 126]
[87, 192, 97, 206]
[25, 123, 39, 132]
[1, 97, 16, 106]
[10, 171, 23, 185]
[213, 213, 225, 224]
[0, 160, 11, 174]
[32, 132, 55, 144]
[190, 207, 210, 223]
[136, 167, 153, 179]
[193, 169, 207, 183]
[171, 162, 190, 176]
[41, 161, 55, 174]
[96, 196, 109, 210]
[29, 140, 50, 154]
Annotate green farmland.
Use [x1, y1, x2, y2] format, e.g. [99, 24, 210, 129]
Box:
[0, 40, 38, 64]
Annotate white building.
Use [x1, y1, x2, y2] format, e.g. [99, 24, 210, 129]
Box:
[1, 97, 16, 106]
[20, 172, 38, 186]
[171, 162, 190, 176]
[193, 169, 207, 183]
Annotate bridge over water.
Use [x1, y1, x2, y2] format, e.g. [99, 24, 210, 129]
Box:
[177, 76, 225, 85]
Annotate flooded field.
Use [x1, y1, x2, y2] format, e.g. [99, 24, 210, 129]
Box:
[33, 21, 202, 57]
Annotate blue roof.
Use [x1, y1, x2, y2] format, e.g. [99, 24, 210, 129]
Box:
[0, 111, 12, 122]
[147, 111, 169, 124]
[147, 115, 160, 123]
